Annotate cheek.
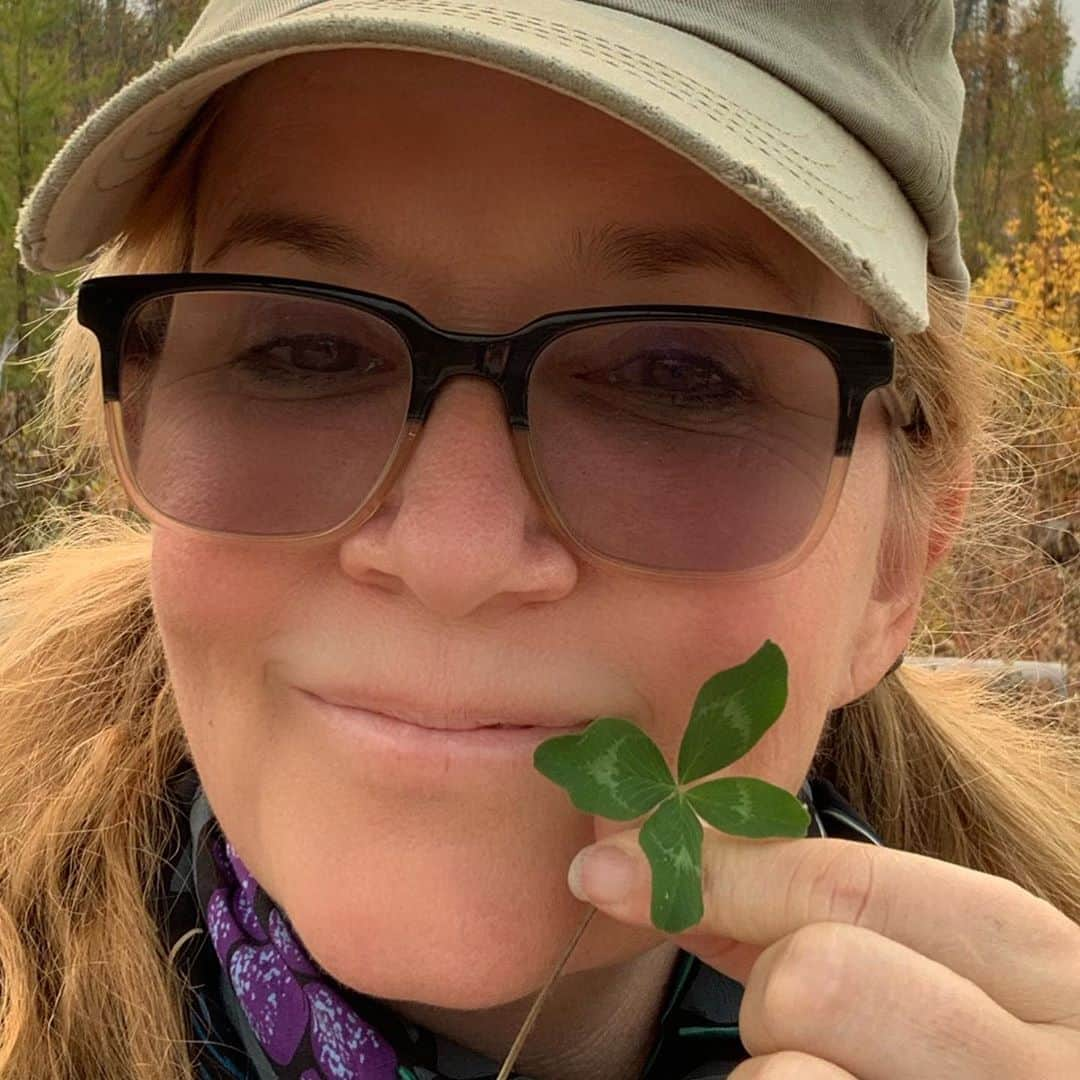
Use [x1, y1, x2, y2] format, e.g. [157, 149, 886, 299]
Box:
[152, 531, 251, 635]
[150, 529, 287, 675]
[149, 526, 319, 641]
[148, 528, 296, 765]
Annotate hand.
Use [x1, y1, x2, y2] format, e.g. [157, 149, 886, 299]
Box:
[567, 833, 1080, 1078]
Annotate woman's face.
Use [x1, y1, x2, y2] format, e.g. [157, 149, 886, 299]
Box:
[150, 49, 926, 1013]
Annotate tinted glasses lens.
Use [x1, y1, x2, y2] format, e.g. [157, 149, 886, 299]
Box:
[526, 320, 840, 573]
[115, 294, 841, 571]
[117, 290, 412, 535]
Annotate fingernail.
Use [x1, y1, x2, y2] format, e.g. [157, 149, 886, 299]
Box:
[567, 844, 639, 905]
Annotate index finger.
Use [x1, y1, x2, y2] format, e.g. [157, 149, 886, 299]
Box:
[572, 831, 1080, 1025]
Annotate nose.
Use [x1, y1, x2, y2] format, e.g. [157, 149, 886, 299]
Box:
[336, 375, 579, 618]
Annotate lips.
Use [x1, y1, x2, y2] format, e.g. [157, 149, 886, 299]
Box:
[303, 689, 589, 732]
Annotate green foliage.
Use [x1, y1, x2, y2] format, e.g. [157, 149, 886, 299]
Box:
[677, 639, 788, 782]
[534, 640, 810, 934]
[0, 0, 203, 370]
[0, 0, 75, 363]
[953, 0, 1080, 277]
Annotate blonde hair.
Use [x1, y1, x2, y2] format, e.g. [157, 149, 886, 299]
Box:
[1, 91, 1078, 1080]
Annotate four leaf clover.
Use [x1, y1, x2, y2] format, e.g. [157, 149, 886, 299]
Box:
[533, 639, 811, 934]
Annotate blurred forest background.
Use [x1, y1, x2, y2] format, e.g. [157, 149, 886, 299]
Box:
[0, 0, 1078, 691]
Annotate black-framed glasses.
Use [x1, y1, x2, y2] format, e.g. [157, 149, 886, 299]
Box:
[77, 272, 916, 582]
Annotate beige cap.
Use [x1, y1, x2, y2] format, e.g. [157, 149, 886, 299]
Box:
[14, 0, 970, 336]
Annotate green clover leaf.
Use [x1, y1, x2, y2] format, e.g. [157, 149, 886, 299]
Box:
[533, 639, 810, 934]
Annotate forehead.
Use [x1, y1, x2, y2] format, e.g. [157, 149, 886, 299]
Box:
[193, 48, 867, 326]
[203, 47, 721, 179]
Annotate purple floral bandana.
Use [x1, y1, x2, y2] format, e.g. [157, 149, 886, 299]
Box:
[194, 817, 401, 1079]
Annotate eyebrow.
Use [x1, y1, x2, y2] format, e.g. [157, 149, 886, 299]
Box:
[203, 209, 812, 310]
[204, 209, 376, 270]
[570, 221, 811, 310]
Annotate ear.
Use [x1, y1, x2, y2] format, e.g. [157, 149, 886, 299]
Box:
[925, 452, 975, 573]
[835, 452, 974, 707]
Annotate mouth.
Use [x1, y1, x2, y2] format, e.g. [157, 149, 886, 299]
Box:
[302, 689, 591, 733]
[301, 688, 592, 773]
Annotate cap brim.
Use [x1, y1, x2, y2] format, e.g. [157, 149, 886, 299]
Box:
[15, 0, 929, 334]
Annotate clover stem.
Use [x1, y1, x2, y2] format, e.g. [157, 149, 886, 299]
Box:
[495, 905, 598, 1080]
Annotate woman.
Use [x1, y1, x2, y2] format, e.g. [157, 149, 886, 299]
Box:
[3, 1, 1079, 1078]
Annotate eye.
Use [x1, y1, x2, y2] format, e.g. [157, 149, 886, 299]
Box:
[631, 348, 748, 397]
[241, 334, 382, 375]
[577, 346, 754, 411]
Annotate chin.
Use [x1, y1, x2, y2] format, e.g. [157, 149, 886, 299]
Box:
[274, 875, 642, 1012]
[291, 908, 562, 1010]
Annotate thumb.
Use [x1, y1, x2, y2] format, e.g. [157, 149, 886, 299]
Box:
[572, 828, 767, 986]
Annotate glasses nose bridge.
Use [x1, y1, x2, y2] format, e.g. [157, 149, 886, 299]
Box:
[391, 332, 546, 534]
[411, 334, 528, 429]
[480, 338, 513, 378]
